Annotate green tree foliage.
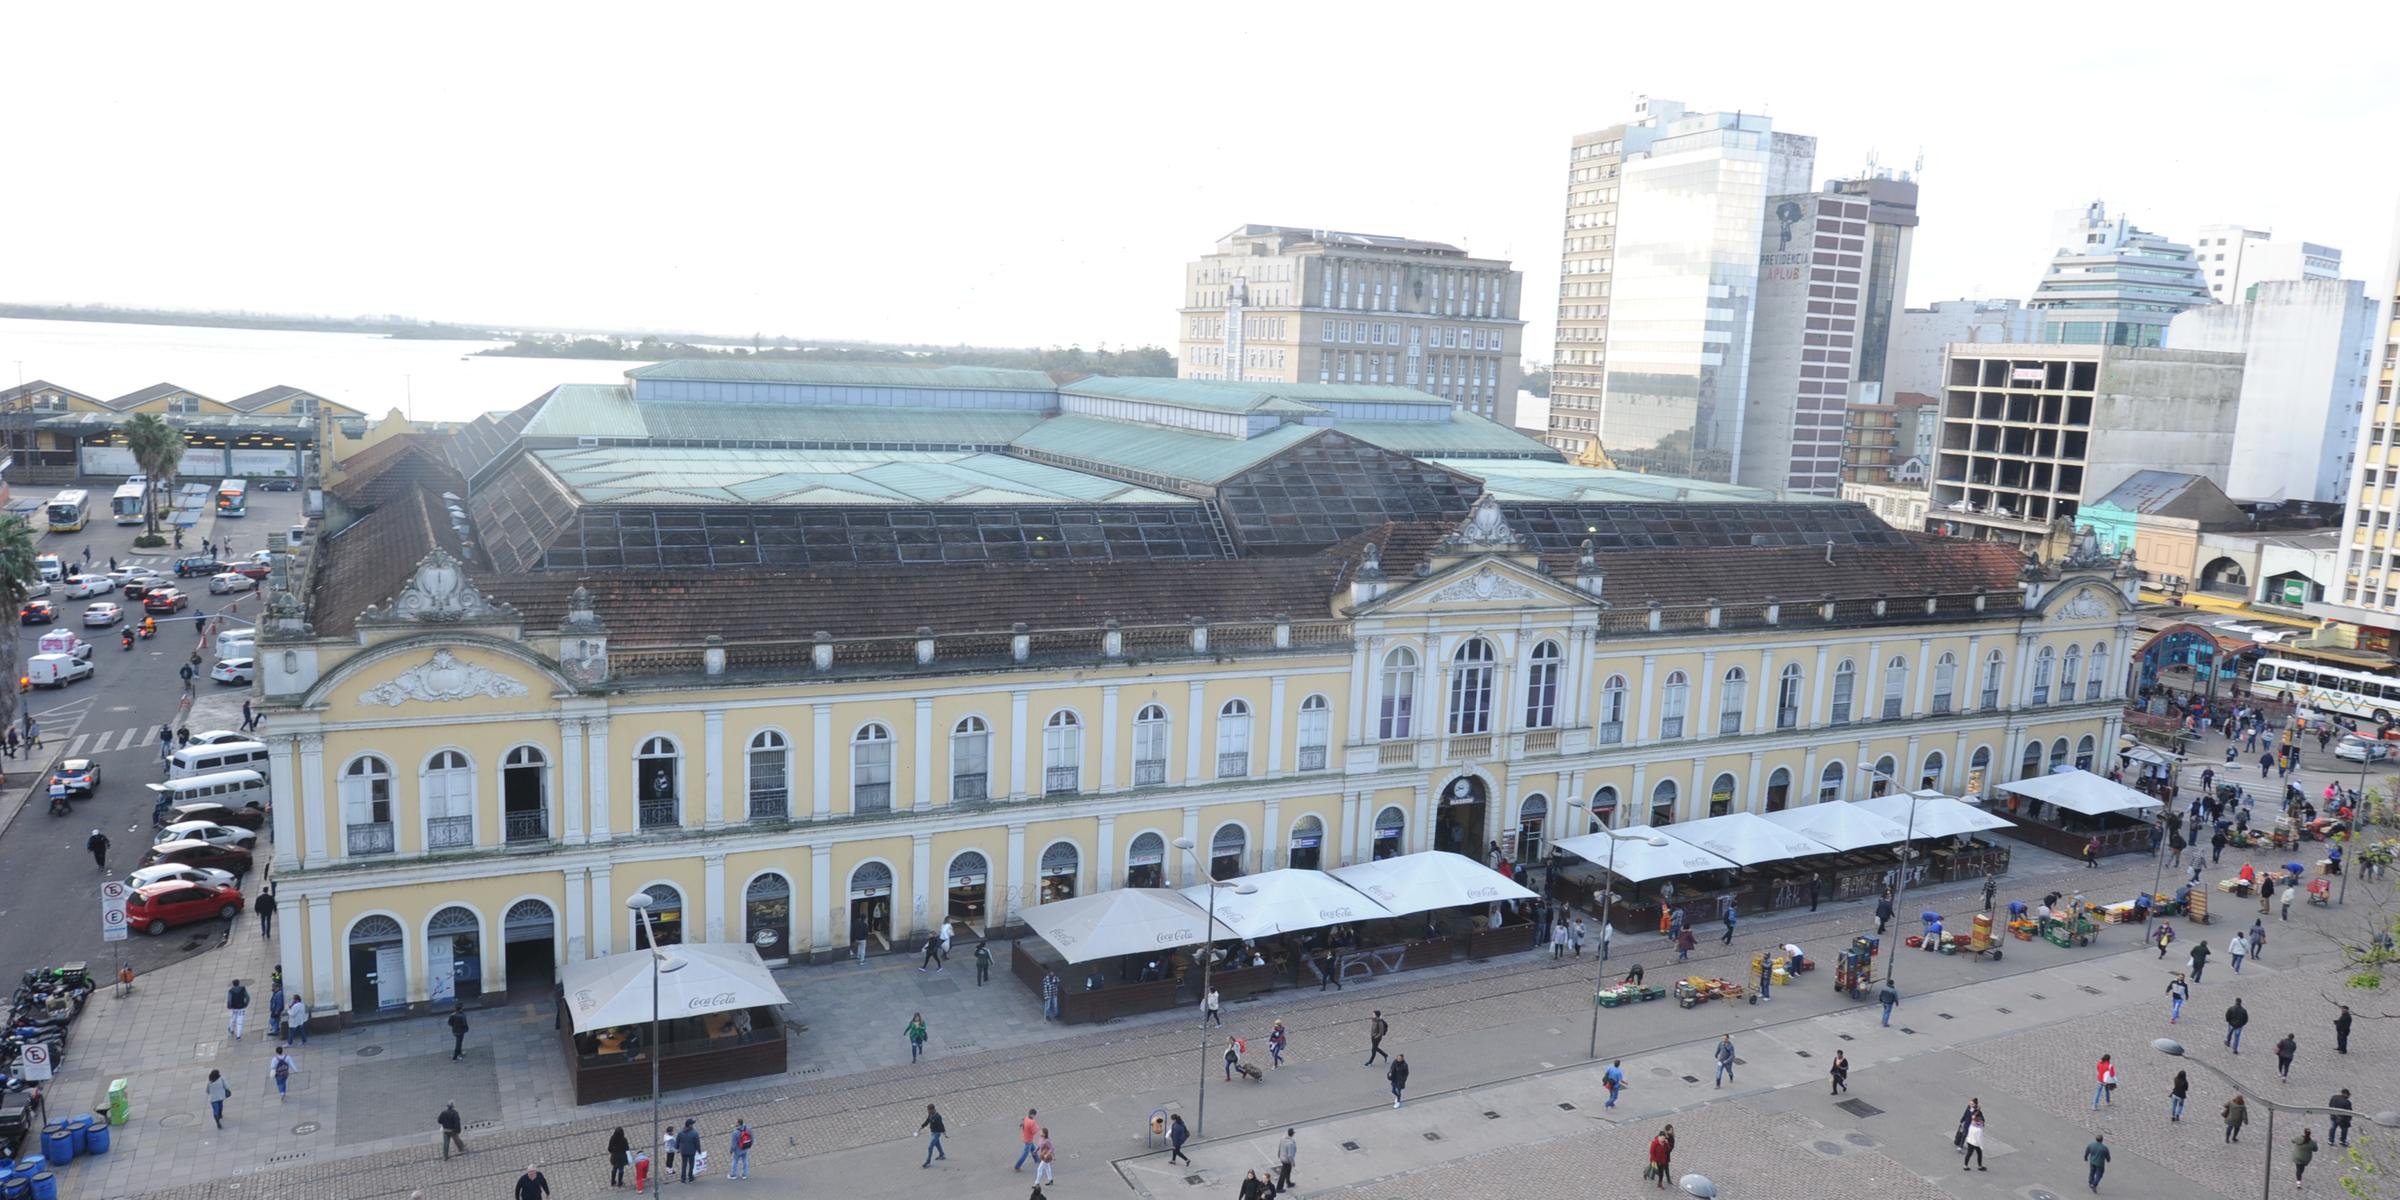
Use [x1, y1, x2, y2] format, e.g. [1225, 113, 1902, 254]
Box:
[0, 516, 37, 733]
[123, 413, 187, 538]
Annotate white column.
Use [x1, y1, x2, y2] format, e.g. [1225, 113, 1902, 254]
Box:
[1095, 814, 1117, 892]
[585, 720, 612, 840]
[1346, 636, 1371, 743]
[1410, 783, 1431, 852]
[1800, 747, 1819, 806]
[1688, 757, 1705, 822]
[305, 894, 335, 1013]
[914, 698, 934, 811]
[1629, 763, 1648, 824]
[1185, 682, 1207, 783]
[1570, 629, 1595, 728]
[1695, 650, 1718, 738]
[910, 833, 934, 941]
[559, 719, 586, 845]
[1492, 659, 1514, 739]
[1180, 807, 1202, 886]
[1862, 640, 1884, 719]
[811, 705, 833, 820]
[703, 709, 726, 829]
[1951, 730, 1971, 793]
[1341, 792, 1364, 865]
[1914, 637, 1935, 717]
[1964, 634, 1986, 712]
[2016, 634, 2040, 707]
[268, 735, 299, 855]
[275, 885, 305, 1001]
[1853, 738, 1872, 800]
[1004, 823, 1028, 924]
[1011, 690, 1032, 800]
[297, 734, 327, 867]
[809, 845, 833, 954]
[588, 863, 615, 956]
[1905, 733, 1923, 791]
[1811, 645, 1831, 725]
[703, 853, 727, 942]
[1099, 685, 1120, 793]
[563, 866, 589, 962]
[1745, 751, 1763, 815]
[1754, 649, 1776, 731]
[1636, 654, 1658, 744]
[1268, 676, 1288, 775]
[1262, 797, 1283, 871]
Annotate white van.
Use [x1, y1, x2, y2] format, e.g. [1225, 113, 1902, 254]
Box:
[168, 740, 272, 780]
[33, 554, 63, 583]
[215, 629, 255, 661]
[146, 768, 269, 812]
[36, 630, 92, 663]
[27, 652, 93, 688]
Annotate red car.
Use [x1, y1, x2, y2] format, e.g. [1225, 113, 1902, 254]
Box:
[125, 881, 244, 935]
[139, 838, 253, 877]
[142, 587, 189, 614]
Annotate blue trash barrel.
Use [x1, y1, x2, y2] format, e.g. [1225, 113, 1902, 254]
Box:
[25, 1172, 53, 1200]
[1, 1175, 28, 1200]
[38, 1130, 68, 1168]
[83, 1121, 111, 1156]
[13, 1155, 43, 1176]
[64, 1115, 90, 1156]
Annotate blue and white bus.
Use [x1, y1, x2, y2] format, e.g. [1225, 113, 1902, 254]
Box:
[215, 478, 248, 518]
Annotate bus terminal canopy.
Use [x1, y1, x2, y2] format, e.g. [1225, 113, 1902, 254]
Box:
[1654, 812, 1841, 867]
[1020, 888, 1242, 964]
[1997, 770, 2164, 817]
[1854, 791, 2018, 839]
[560, 942, 790, 1033]
[1555, 826, 1736, 882]
[1180, 868, 1396, 939]
[1328, 851, 1538, 916]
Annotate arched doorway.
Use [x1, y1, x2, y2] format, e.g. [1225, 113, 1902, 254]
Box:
[2200, 556, 2248, 596]
[2075, 735, 2096, 772]
[1921, 750, 1946, 792]
[2020, 742, 2043, 780]
[632, 884, 683, 948]
[1209, 823, 1247, 880]
[1039, 842, 1080, 903]
[1437, 774, 1489, 857]
[502, 898, 557, 998]
[848, 862, 894, 949]
[1765, 768, 1792, 812]
[744, 873, 793, 962]
[1515, 796, 1548, 863]
[946, 851, 990, 931]
[1288, 815, 1325, 870]
[1650, 779, 1679, 826]
[1872, 756, 1898, 797]
[1708, 774, 1737, 817]
[1372, 807, 1407, 860]
[1126, 833, 1166, 888]
[347, 914, 406, 1015]
[426, 905, 481, 1005]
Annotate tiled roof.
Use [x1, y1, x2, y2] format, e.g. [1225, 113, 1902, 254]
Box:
[625, 360, 1056, 391]
[104, 382, 208, 411]
[328, 434, 466, 510]
[0, 380, 100, 407]
[228, 385, 321, 412]
[446, 394, 547, 482]
[311, 487, 463, 639]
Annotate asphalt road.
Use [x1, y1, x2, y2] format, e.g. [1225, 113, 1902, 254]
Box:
[0, 482, 302, 979]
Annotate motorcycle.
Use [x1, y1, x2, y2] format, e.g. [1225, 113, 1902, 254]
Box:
[46, 793, 70, 818]
[119, 630, 134, 651]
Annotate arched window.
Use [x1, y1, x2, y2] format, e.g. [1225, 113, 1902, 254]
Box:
[1378, 647, 1418, 740]
[1872, 754, 1899, 797]
[1708, 772, 1737, 817]
[502, 745, 548, 844]
[1970, 745, 1993, 797]
[1719, 666, 1748, 735]
[946, 851, 990, 927]
[1590, 786, 1619, 831]
[1039, 841, 1080, 903]
[1289, 814, 1327, 870]
[422, 750, 475, 850]
[951, 716, 991, 802]
[2087, 641, 2108, 700]
[1981, 649, 2005, 710]
[2075, 735, 2096, 772]
[1932, 653, 1957, 714]
[1373, 806, 1407, 859]
[746, 730, 790, 822]
[1126, 831, 1167, 888]
[1882, 655, 1909, 719]
[636, 736, 680, 830]
[341, 754, 395, 857]
[1209, 822, 1248, 879]
[1523, 640, 1561, 729]
[1216, 699, 1253, 778]
[1297, 694, 1332, 770]
[2032, 647, 2055, 705]
[2020, 741, 2043, 780]
[1599, 674, 1629, 743]
[632, 883, 683, 948]
[2060, 644, 2083, 703]
[1516, 796, 1549, 861]
[1818, 760, 1846, 804]
[1921, 750, 1946, 791]
[1830, 659, 1856, 725]
[1447, 638, 1496, 735]
[1043, 710, 1082, 795]
[852, 723, 893, 813]
[1660, 670, 1690, 739]
[1766, 767, 1792, 812]
[2049, 737, 2070, 772]
[1131, 705, 1169, 786]
[1649, 779, 1679, 826]
[744, 873, 792, 957]
[1776, 664, 1803, 729]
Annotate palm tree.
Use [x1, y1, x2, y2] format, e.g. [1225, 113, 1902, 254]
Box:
[0, 516, 37, 738]
[123, 413, 185, 540]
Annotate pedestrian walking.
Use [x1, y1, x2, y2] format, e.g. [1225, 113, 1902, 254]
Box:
[438, 1102, 467, 1158]
[1318, 945, 1341, 990]
[2294, 1128, 2318, 1187]
[180, 661, 196, 695]
[2276, 1033, 2298, 1080]
[1268, 1020, 1287, 1068]
[1033, 1127, 1055, 1186]
[2214, 830, 2229, 864]
[1713, 1033, 1737, 1087]
[448, 1004, 470, 1061]
[1646, 1130, 1671, 1189]
[1387, 1053, 1410, 1108]
[1014, 1109, 1041, 1171]
[1676, 927, 1696, 961]
[2084, 837, 2100, 868]
[675, 1119, 700, 1182]
[508, 1166, 552, 1200]
[2261, 876, 2277, 915]
[1166, 1113, 1191, 1166]
[2230, 931, 2250, 974]
[1365, 1010, 1390, 1064]
[906, 1012, 929, 1063]
[269, 1046, 296, 1101]
[207, 1069, 232, 1128]
[2167, 975, 2189, 1022]
[1721, 902, 1738, 945]
[1878, 980, 1900, 1027]
[1603, 1059, 1626, 1106]
[2170, 1070, 2189, 1122]
[2092, 1054, 2117, 1108]
[1552, 918, 1569, 960]
[2228, 1094, 2252, 1141]
[2228, 997, 2251, 1052]
[23, 718, 38, 749]
[2251, 920, 2268, 962]
[919, 933, 941, 970]
[1040, 969, 1061, 1020]
[255, 887, 277, 937]
[286, 995, 310, 1044]
[1202, 986, 1224, 1027]
[728, 1118, 752, 1180]
[267, 979, 285, 1039]
[1829, 1050, 1849, 1094]
[1223, 1035, 1246, 1081]
[1276, 1128, 1297, 1190]
[1961, 1103, 1988, 1171]
[2335, 1005, 2353, 1054]
[974, 940, 993, 986]
[2191, 939, 2211, 982]
[2159, 922, 2176, 959]
[241, 698, 256, 732]
[938, 918, 955, 962]
[2084, 1132, 2111, 1192]
[2282, 888, 2294, 921]
[918, 1104, 948, 1166]
[226, 978, 251, 1040]
[1875, 891, 1895, 935]
[609, 1128, 632, 1186]
[87, 829, 109, 872]
[1981, 872, 1997, 913]
[2328, 1089, 2354, 1147]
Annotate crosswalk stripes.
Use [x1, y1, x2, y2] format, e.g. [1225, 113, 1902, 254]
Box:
[62, 725, 151, 760]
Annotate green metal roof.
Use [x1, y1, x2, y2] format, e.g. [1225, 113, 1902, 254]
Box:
[520, 385, 646, 439]
[530, 446, 1195, 507]
[1334, 411, 1561, 458]
[1010, 415, 1322, 485]
[633, 403, 1042, 446]
[625, 359, 1057, 391]
[1425, 457, 1805, 503]
[1264, 382, 1454, 407]
[1057, 376, 1328, 416]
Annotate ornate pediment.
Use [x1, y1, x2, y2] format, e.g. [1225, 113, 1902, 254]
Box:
[1433, 494, 1523, 554]
[1427, 568, 1539, 604]
[359, 649, 530, 708]
[358, 549, 517, 627]
[2050, 587, 2110, 621]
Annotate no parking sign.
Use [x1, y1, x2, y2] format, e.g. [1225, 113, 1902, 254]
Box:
[18, 1041, 50, 1081]
[102, 880, 129, 942]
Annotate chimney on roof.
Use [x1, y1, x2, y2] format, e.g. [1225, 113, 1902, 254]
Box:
[1825, 538, 1836, 566]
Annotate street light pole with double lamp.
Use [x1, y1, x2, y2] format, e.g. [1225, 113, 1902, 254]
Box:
[1171, 835, 1254, 1140]
[626, 893, 687, 1195]
[1572, 807, 1669, 1059]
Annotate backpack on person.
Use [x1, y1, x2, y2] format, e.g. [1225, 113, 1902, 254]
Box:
[738, 1128, 753, 1150]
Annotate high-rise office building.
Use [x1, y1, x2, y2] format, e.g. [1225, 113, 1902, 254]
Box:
[1883, 300, 2043, 402]
[2191, 224, 2342, 304]
[2028, 201, 2212, 347]
[2166, 277, 2376, 504]
[1178, 225, 1524, 423]
[2315, 216, 2400, 646]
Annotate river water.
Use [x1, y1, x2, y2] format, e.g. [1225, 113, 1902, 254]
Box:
[0, 317, 647, 425]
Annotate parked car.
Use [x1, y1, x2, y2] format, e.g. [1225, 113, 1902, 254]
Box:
[64, 575, 114, 599]
[2336, 735, 2392, 763]
[52, 757, 101, 796]
[152, 821, 258, 850]
[139, 839, 252, 876]
[125, 881, 244, 935]
[232, 561, 272, 581]
[121, 579, 158, 601]
[142, 587, 189, 614]
[259, 477, 299, 492]
[37, 630, 93, 663]
[18, 600, 56, 625]
[210, 657, 255, 685]
[208, 572, 257, 595]
[22, 578, 50, 598]
[82, 601, 123, 626]
[172, 555, 224, 579]
[163, 800, 267, 831]
[125, 862, 238, 891]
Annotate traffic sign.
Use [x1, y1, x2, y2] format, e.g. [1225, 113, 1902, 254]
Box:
[18, 1041, 50, 1081]
[102, 880, 129, 943]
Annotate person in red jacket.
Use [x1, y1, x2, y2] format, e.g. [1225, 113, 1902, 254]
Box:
[1647, 1130, 1672, 1189]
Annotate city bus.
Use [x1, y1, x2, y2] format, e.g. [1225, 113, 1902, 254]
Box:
[215, 478, 248, 518]
[2252, 656, 2400, 724]
[110, 481, 148, 526]
[44, 489, 89, 533]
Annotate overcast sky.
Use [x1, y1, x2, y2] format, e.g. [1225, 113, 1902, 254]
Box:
[6, 3, 2395, 358]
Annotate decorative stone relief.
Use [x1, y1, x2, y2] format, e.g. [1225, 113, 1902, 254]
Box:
[358, 549, 517, 626]
[1428, 568, 1538, 604]
[359, 649, 530, 707]
[2052, 589, 2108, 621]
[1433, 493, 1523, 553]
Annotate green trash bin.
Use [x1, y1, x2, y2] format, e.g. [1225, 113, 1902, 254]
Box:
[107, 1079, 129, 1126]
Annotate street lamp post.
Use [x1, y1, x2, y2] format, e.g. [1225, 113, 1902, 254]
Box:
[1581, 820, 1669, 1060]
[2153, 1038, 2400, 1200]
[1170, 836, 1253, 1141]
[1859, 764, 1917, 987]
[626, 894, 685, 1195]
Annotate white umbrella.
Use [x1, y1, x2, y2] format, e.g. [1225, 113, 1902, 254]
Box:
[1657, 812, 1841, 867]
[1556, 826, 1736, 882]
[1019, 887, 1241, 963]
[1180, 868, 1392, 938]
[1855, 792, 2019, 838]
[1998, 770, 2163, 817]
[560, 942, 791, 1033]
[1329, 851, 1537, 916]
[1758, 803, 1912, 852]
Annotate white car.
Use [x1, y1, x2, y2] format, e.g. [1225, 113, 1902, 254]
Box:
[211, 657, 255, 685]
[83, 601, 123, 627]
[64, 575, 114, 599]
[2336, 736, 2392, 763]
[185, 729, 250, 747]
[126, 863, 238, 891]
[208, 572, 257, 595]
[152, 820, 257, 850]
[23, 578, 50, 598]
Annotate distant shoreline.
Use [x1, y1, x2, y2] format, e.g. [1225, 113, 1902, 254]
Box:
[0, 304, 502, 341]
